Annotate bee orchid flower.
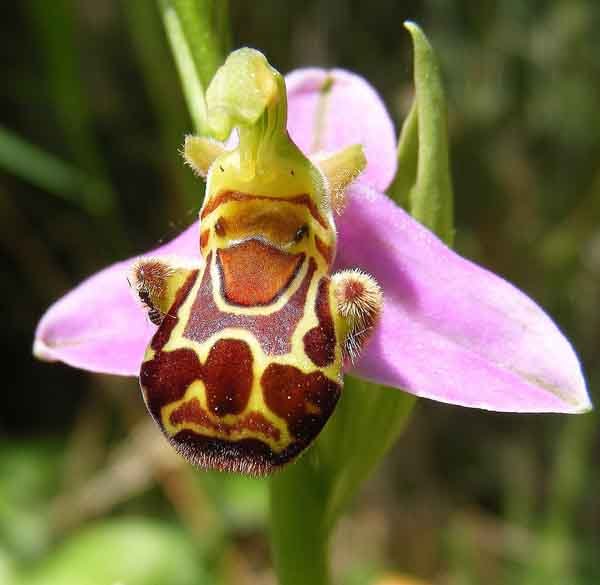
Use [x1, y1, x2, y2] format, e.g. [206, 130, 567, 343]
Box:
[33, 46, 591, 475]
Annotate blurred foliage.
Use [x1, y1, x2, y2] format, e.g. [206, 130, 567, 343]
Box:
[1, 0, 598, 584]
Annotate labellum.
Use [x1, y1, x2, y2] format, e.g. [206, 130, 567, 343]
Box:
[131, 49, 382, 475]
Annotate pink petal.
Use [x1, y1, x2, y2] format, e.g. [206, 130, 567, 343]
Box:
[33, 224, 200, 376]
[285, 68, 397, 192]
[336, 183, 591, 413]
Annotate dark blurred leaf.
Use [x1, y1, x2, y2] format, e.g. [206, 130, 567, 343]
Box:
[0, 127, 109, 215]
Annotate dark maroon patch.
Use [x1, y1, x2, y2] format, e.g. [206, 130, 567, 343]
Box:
[203, 339, 253, 416]
[150, 270, 198, 351]
[169, 398, 280, 441]
[303, 278, 336, 367]
[261, 363, 341, 441]
[140, 348, 202, 422]
[184, 254, 316, 356]
[142, 338, 254, 420]
[243, 412, 281, 441]
[169, 398, 211, 427]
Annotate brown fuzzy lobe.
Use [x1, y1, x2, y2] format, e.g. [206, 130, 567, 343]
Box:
[303, 278, 336, 367]
[201, 191, 328, 229]
[184, 254, 316, 356]
[132, 259, 176, 325]
[218, 240, 304, 306]
[334, 270, 383, 363]
[261, 363, 341, 441]
[133, 260, 171, 294]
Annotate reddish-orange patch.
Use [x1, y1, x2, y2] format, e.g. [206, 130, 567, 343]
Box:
[261, 363, 340, 440]
[184, 255, 316, 356]
[218, 240, 304, 306]
[201, 191, 328, 228]
[315, 236, 333, 265]
[303, 278, 336, 367]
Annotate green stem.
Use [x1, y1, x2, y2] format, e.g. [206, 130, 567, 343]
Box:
[270, 23, 455, 585]
[158, 0, 207, 133]
[168, 0, 226, 87]
[157, 0, 229, 134]
[270, 457, 331, 585]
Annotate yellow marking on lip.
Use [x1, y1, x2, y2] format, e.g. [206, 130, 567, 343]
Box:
[161, 377, 291, 451]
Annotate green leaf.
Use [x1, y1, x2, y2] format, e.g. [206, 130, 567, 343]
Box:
[398, 21, 454, 246]
[389, 102, 417, 210]
[0, 126, 110, 216]
[20, 519, 209, 585]
[318, 378, 415, 529]
[158, 0, 229, 133]
[0, 549, 18, 585]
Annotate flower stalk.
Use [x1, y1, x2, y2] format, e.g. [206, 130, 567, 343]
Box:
[270, 22, 453, 585]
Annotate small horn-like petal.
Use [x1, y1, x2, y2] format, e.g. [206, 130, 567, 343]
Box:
[336, 183, 591, 414]
[33, 224, 200, 376]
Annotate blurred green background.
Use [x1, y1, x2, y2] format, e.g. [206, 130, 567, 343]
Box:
[1, 1, 599, 584]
